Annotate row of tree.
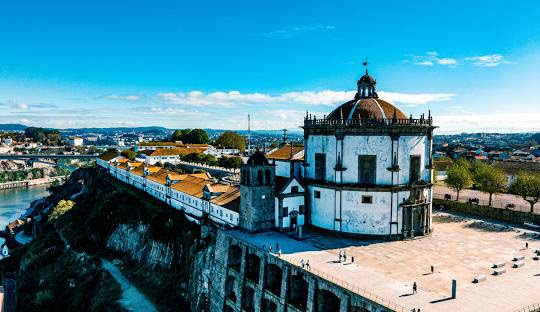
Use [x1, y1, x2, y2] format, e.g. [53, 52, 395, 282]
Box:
[24, 127, 62, 145]
[171, 128, 245, 151]
[445, 159, 540, 212]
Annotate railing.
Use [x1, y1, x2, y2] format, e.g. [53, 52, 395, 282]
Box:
[281, 255, 408, 312]
[226, 231, 407, 312]
[176, 160, 240, 174]
[304, 116, 433, 128]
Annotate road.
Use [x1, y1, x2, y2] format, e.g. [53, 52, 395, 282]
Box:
[57, 228, 156, 312]
[433, 185, 536, 214]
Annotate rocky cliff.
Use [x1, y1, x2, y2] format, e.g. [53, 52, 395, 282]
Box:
[2, 168, 219, 312]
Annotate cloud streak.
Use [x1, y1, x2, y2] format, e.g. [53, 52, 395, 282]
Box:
[158, 90, 455, 107]
[464, 54, 509, 67]
[264, 25, 335, 38]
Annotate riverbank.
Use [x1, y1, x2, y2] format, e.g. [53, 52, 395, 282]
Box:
[0, 176, 66, 190]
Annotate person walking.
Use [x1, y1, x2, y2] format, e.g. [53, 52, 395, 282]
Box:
[526, 242, 529, 249]
[301, 259, 305, 269]
[343, 251, 347, 262]
[338, 250, 343, 262]
[431, 265, 434, 274]
[306, 260, 310, 270]
[413, 282, 417, 294]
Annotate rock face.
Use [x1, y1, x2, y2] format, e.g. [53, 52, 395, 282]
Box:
[106, 222, 217, 311]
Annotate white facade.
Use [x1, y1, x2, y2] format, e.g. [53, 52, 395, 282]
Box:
[69, 137, 83, 146]
[97, 159, 239, 227]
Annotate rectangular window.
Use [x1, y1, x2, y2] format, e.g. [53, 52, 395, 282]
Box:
[282, 207, 288, 216]
[362, 195, 373, 204]
[315, 153, 326, 181]
[314, 190, 321, 199]
[299, 205, 305, 214]
[359, 155, 377, 184]
[410, 155, 421, 183]
[291, 186, 299, 193]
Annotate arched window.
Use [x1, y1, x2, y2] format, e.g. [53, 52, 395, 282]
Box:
[265, 169, 271, 185]
[257, 170, 263, 186]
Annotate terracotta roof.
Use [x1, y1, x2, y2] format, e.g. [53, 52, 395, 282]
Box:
[211, 188, 240, 212]
[266, 144, 304, 160]
[327, 98, 407, 121]
[98, 152, 119, 161]
[130, 165, 161, 177]
[139, 142, 184, 147]
[147, 169, 171, 185]
[493, 161, 540, 175]
[171, 175, 210, 197]
[149, 147, 207, 157]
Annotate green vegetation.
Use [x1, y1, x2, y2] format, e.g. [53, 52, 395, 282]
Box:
[445, 160, 472, 201]
[24, 127, 62, 145]
[171, 128, 209, 144]
[2, 230, 124, 312]
[472, 163, 507, 206]
[175, 152, 243, 169]
[120, 148, 137, 160]
[509, 172, 540, 213]
[0, 166, 70, 183]
[217, 156, 243, 169]
[214, 130, 245, 151]
[49, 200, 75, 221]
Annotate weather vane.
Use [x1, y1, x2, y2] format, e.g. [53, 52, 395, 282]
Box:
[363, 57, 369, 74]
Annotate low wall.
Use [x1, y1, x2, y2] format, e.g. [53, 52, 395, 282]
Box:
[434, 199, 540, 225]
[0, 176, 66, 190]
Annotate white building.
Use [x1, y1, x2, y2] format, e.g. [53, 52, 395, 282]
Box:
[301, 69, 435, 238]
[69, 137, 84, 146]
[2, 138, 13, 145]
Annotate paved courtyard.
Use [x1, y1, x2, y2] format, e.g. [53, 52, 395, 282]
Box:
[231, 213, 540, 312]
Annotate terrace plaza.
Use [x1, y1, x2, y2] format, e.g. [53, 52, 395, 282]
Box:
[229, 213, 540, 311]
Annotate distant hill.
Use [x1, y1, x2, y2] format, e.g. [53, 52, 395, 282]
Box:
[0, 123, 28, 131]
[60, 126, 170, 134]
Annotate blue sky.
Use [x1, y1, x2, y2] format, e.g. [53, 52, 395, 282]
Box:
[1, 1, 539, 133]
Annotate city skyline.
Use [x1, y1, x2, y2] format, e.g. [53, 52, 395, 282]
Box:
[1, 1, 540, 133]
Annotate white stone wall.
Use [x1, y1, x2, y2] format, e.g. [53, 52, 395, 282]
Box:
[274, 160, 291, 178]
[308, 185, 412, 235]
[305, 135, 429, 185]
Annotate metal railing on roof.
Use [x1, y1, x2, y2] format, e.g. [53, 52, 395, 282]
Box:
[303, 116, 433, 128]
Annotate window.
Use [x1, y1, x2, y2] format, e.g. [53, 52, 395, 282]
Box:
[314, 153, 326, 181]
[265, 169, 271, 185]
[362, 195, 373, 204]
[410, 155, 421, 183]
[314, 190, 321, 199]
[299, 205, 305, 214]
[257, 170, 263, 186]
[282, 207, 288, 216]
[359, 155, 376, 184]
[291, 186, 299, 193]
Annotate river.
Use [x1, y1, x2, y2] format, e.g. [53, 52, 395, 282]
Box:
[0, 185, 50, 246]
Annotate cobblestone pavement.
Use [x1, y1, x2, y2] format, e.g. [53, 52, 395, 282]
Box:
[233, 214, 540, 312]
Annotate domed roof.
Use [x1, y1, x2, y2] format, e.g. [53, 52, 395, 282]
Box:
[358, 73, 376, 84]
[247, 150, 269, 166]
[327, 98, 407, 121]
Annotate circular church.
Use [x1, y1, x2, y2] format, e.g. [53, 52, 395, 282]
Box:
[302, 69, 436, 237]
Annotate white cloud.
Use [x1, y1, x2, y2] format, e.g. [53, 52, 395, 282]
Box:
[436, 112, 540, 133]
[158, 90, 455, 107]
[264, 25, 335, 38]
[408, 52, 458, 67]
[464, 54, 509, 67]
[104, 94, 143, 101]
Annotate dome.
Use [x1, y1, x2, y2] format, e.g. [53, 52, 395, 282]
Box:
[327, 98, 407, 121]
[247, 150, 269, 166]
[358, 73, 376, 84]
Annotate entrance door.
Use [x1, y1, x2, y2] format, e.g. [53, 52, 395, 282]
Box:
[289, 211, 298, 232]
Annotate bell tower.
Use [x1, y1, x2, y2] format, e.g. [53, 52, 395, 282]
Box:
[239, 150, 275, 232]
[356, 59, 378, 99]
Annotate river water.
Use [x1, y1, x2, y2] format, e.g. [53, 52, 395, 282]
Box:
[0, 185, 50, 245]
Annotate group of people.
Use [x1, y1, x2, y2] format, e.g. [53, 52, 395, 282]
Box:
[300, 259, 310, 270]
[262, 242, 282, 257]
[338, 250, 354, 263]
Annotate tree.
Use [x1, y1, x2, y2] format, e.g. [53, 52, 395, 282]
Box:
[24, 127, 62, 145]
[215, 131, 245, 151]
[532, 133, 540, 144]
[218, 156, 243, 169]
[50, 200, 75, 221]
[171, 129, 191, 142]
[121, 148, 137, 160]
[473, 163, 507, 206]
[445, 162, 472, 201]
[509, 173, 540, 213]
[185, 128, 209, 144]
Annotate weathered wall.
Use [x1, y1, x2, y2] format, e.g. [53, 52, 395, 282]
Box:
[210, 229, 395, 312]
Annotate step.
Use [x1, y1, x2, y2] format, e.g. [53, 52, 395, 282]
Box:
[473, 275, 486, 283]
[513, 255, 525, 261]
[492, 262, 505, 268]
[512, 261, 524, 268]
[493, 268, 506, 275]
